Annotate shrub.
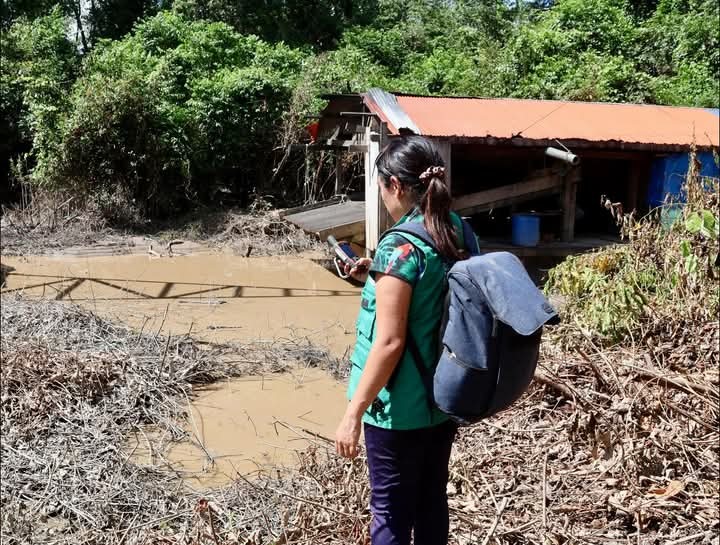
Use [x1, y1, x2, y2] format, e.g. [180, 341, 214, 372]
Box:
[546, 156, 719, 345]
[0, 8, 78, 199]
[33, 12, 304, 219]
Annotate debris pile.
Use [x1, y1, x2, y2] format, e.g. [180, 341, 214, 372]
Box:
[1, 167, 717, 544]
[0, 297, 342, 544]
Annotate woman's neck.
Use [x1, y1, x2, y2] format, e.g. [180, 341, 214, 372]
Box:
[393, 203, 419, 223]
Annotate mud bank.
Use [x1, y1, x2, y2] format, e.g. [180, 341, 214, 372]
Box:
[130, 367, 348, 487]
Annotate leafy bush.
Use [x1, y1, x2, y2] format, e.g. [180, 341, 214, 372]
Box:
[502, 0, 653, 102]
[32, 12, 305, 219]
[635, 0, 719, 106]
[0, 8, 78, 198]
[172, 0, 377, 50]
[546, 158, 719, 345]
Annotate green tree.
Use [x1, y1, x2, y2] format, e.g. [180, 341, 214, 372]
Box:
[337, 0, 511, 96]
[172, 0, 377, 50]
[0, 8, 78, 198]
[87, 0, 170, 43]
[1, 0, 58, 29]
[636, 0, 719, 106]
[501, 0, 655, 102]
[32, 12, 305, 218]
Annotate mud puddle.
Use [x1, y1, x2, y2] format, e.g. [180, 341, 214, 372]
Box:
[2, 252, 360, 486]
[130, 365, 348, 487]
[0, 253, 360, 356]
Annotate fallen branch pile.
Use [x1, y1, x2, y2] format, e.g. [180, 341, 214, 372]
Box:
[2, 294, 717, 544]
[442, 329, 719, 545]
[0, 296, 345, 544]
[208, 207, 323, 257]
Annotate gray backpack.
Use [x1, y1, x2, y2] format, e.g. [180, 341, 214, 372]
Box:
[383, 221, 560, 425]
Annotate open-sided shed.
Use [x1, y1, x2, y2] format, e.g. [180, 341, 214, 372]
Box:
[285, 88, 719, 255]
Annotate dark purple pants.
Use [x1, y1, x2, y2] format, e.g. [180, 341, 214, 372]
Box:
[364, 420, 457, 545]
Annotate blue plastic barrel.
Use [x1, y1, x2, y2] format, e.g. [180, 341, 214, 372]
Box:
[511, 214, 540, 247]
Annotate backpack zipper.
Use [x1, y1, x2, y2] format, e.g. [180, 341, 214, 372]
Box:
[446, 348, 488, 372]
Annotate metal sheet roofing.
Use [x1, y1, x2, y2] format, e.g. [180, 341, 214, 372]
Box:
[363, 90, 719, 150]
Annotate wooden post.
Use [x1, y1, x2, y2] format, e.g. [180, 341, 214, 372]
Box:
[436, 139, 452, 196]
[334, 151, 343, 196]
[304, 145, 312, 203]
[378, 122, 391, 234]
[561, 167, 580, 242]
[365, 123, 381, 254]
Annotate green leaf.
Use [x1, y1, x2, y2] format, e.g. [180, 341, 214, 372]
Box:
[680, 239, 692, 257]
[701, 209, 718, 238]
[685, 212, 702, 234]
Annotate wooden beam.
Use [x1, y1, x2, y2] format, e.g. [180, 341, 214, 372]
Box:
[378, 122, 392, 234]
[289, 143, 368, 152]
[364, 124, 382, 253]
[452, 169, 564, 215]
[562, 167, 580, 242]
[278, 196, 343, 218]
[334, 152, 343, 195]
[317, 220, 365, 241]
[478, 235, 618, 257]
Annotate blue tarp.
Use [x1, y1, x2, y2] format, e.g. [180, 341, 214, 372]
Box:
[647, 151, 719, 208]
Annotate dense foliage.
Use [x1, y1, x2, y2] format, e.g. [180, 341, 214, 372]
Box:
[0, 8, 78, 200]
[2, 0, 718, 218]
[546, 162, 719, 345]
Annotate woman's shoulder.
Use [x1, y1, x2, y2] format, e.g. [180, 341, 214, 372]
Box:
[371, 232, 424, 284]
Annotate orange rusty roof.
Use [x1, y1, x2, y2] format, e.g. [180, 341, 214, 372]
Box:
[363, 90, 719, 150]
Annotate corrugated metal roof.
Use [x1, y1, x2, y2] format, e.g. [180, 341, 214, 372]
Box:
[364, 93, 719, 149]
[364, 88, 421, 135]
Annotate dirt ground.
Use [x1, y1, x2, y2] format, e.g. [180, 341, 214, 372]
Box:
[1, 208, 718, 545]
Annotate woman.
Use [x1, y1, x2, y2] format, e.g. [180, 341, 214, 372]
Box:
[335, 135, 474, 545]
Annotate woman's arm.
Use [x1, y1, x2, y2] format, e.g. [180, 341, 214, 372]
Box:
[335, 273, 412, 459]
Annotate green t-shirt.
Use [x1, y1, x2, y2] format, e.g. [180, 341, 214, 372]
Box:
[347, 208, 471, 430]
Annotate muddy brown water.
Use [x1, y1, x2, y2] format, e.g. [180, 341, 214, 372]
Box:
[1, 253, 360, 354]
[128, 367, 348, 487]
[1, 252, 360, 487]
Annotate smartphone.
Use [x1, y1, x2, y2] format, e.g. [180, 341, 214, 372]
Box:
[337, 242, 359, 263]
[339, 242, 368, 274]
[327, 235, 358, 265]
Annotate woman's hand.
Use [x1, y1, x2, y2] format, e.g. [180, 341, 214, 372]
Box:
[335, 409, 362, 459]
[343, 257, 372, 283]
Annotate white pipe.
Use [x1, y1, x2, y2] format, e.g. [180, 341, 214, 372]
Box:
[545, 147, 580, 166]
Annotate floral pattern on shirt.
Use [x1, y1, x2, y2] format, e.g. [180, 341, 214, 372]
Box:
[369, 232, 425, 285]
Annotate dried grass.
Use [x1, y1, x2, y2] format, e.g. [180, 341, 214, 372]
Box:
[0, 296, 346, 544]
[1, 196, 323, 258]
[2, 294, 717, 544]
[1, 185, 109, 256]
[203, 203, 323, 257]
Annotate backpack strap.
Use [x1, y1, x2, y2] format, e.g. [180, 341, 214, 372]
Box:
[462, 219, 481, 257]
[405, 331, 436, 414]
[380, 218, 478, 405]
[381, 218, 480, 258]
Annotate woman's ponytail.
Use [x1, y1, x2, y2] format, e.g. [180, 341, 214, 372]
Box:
[419, 168, 463, 261]
[375, 136, 464, 261]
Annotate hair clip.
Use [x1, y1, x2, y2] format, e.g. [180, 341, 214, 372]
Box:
[419, 166, 445, 183]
